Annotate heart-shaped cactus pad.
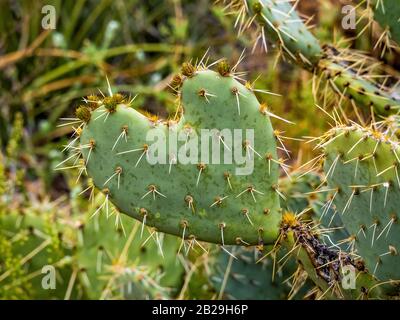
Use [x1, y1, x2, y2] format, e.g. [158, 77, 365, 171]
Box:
[77, 62, 283, 245]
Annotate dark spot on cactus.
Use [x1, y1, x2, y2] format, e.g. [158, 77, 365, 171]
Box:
[360, 286, 368, 294]
[384, 104, 391, 111]
[355, 260, 365, 271]
[263, 208, 270, 215]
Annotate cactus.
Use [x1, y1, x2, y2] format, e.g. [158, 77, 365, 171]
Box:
[76, 211, 184, 299]
[211, 245, 312, 300]
[371, 0, 400, 45]
[225, 0, 400, 116]
[44, 0, 400, 300]
[280, 171, 322, 215]
[245, 0, 322, 69]
[280, 171, 349, 248]
[318, 125, 400, 295]
[76, 61, 283, 246]
[67, 58, 400, 300]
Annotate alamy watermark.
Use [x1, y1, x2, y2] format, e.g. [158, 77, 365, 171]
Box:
[341, 265, 356, 290]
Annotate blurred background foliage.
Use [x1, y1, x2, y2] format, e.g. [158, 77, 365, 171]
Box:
[0, 0, 399, 299]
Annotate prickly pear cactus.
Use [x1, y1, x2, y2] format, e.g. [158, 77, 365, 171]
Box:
[280, 172, 322, 214]
[320, 125, 400, 293]
[77, 62, 283, 246]
[76, 211, 184, 299]
[246, 0, 322, 68]
[371, 0, 400, 45]
[280, 171, 350, 248]
[227, 0, 400, 116]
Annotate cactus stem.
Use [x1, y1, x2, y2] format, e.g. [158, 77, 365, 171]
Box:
[210, 195, 229, 208]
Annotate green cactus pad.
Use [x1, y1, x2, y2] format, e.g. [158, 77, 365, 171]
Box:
[280, 171, 350, 248]
[372, 0, 400, 45]
[280, 171, 322, 214]
[78, 65, 282, 245]
[247, 0, 322, 69]
[318, 58, 400, 116]
[321, 125, 400, 290]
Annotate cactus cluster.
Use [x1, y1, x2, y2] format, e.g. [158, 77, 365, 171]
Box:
[0, 198, 184, 299]
[65, 53, 399, 299]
